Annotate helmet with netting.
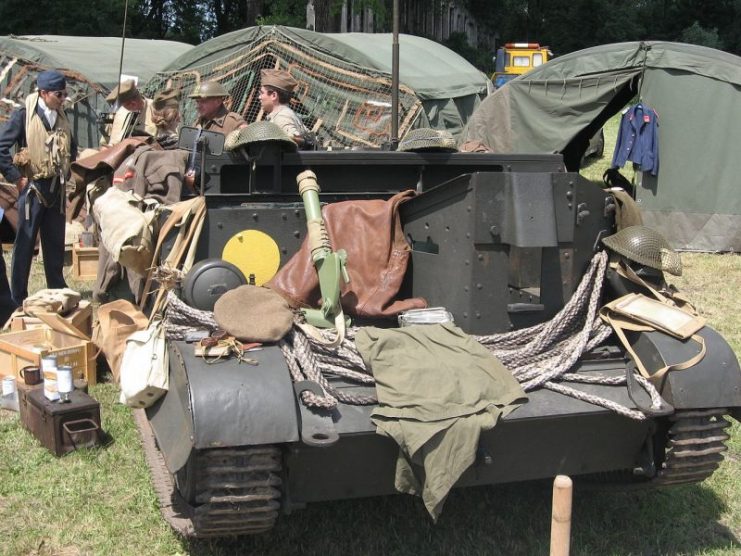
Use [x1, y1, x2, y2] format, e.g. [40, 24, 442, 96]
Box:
[224, 121, 297, 152]
[398, 128, 457, 153]
[189, 81, 229, 98]
[602, 225, 682, 276]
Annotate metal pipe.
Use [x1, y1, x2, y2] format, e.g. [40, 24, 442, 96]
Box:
[391, 0, 399, 150]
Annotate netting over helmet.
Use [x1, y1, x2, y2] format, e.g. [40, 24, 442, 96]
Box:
[224, 121, 297, 152]
[602, 225, 682, 276]
[145, 27, 422, 150]
[397, 128, 457, 152]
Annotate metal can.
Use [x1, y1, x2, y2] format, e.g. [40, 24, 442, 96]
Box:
[57, 365, 73, 403]
[2, 375, 16, 396]
[42, 355, 59, 402]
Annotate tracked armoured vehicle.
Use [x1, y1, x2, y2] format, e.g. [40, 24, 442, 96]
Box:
[136, 133, 741, 538]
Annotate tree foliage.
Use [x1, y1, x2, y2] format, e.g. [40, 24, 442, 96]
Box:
[0, 0, 739, 58]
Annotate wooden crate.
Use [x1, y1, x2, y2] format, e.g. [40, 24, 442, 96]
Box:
[72, 246, 99, 281]
[10, 300, 93, 338]
[0, 327, 97, 386]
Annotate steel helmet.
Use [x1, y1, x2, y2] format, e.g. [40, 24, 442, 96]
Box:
[602, 225, 682, 276]
[189, 80, 229, 99]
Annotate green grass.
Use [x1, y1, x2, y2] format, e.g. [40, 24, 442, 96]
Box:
[1, 125, 740, 554]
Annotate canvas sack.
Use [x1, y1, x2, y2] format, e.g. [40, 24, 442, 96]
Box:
[93, 299, 149, 383]
[92, 187, 158, 275]
[119, 319, 169, 408]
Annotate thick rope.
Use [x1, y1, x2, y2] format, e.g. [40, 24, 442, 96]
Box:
[281, 251, 665, 420]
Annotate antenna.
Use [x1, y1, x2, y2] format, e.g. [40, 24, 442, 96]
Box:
[390, 0, 399, 150]
[116, 0, 130, 90]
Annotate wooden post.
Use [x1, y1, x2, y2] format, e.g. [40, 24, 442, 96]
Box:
[550, 475, 573, 556]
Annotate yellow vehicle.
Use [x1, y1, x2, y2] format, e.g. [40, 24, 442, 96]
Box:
[492, 42, 552, 88]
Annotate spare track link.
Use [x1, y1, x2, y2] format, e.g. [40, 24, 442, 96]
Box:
[134, 408, 283, 538]
[653, 408, 731, 486]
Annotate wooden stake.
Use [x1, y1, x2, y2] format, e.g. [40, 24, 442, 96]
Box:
[550, 475, 573, 556]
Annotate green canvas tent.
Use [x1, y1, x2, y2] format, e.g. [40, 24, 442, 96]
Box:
[0, 35, 193, 147]
[462, 41, 741, 252]
[148, 25, 490, 147]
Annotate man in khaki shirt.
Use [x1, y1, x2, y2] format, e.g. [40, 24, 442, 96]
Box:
[104, 79, 156, 146]
[259, 69, 310, 147]
[189, 81, 246, 135]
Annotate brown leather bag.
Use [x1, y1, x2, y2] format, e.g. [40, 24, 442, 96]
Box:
[267, 190, 427, 319]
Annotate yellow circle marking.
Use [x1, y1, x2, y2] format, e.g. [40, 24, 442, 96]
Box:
[222, 229, 281, 286]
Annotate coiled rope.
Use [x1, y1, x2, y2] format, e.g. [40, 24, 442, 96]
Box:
[281, 251, 664, 420]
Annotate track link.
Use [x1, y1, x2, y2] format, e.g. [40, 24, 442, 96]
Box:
[653, 408, 731, 485]
[134, 409, 283, 538]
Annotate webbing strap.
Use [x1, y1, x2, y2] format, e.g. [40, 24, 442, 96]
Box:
[600, 308, 706, 384]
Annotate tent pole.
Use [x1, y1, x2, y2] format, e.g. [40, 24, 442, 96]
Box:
[116, 0, 130, 89]
[391, 0, 399, 150]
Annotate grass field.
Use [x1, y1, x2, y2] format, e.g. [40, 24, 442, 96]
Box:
[0, 118, 739, 555]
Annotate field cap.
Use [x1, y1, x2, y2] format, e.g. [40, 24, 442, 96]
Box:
[261, 69, 298, 93]
[107, 79, 140, 103]
[37, 70, 66, 91]
[153, 88, 180, 110]
[213, 285, 294, 342]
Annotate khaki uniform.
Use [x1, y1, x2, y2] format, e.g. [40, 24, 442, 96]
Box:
[106, 98, 157, 146]
[193, 105, 246, 135]
[267, 105, 309, 140]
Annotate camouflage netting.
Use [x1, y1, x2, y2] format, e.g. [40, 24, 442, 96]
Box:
[147, 26, 489, 149]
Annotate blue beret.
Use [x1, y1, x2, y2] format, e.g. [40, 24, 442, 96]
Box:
[37, 70, 66, 92]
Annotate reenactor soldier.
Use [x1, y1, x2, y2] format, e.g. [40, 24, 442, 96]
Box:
[259, 69, 310, 147]
[105, 79, 157, 146]
[0, 70, 76, 305]
[151, 88, 181, 149]
[189, 81, 247, 135]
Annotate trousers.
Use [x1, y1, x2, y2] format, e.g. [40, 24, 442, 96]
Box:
[11, 178, 67, 304]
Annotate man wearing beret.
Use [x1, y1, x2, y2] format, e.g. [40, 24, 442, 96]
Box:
[259, 69, 310, 147]
[104, 79, 157, 146]
[0, 69, 76, 304]
[189, 80, 247, 136]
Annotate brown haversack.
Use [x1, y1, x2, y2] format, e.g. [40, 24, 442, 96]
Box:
[213, 285, 294, 343]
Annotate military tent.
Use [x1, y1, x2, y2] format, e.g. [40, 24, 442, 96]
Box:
[462, 41, 741, 252]
[148, 25, 490, 148]
[0, 35, 193, 148]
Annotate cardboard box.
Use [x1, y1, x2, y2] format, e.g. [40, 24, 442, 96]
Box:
[10, 300, 93, 338]
[72, 246, 99, 281]
[0, 314, 96, 386]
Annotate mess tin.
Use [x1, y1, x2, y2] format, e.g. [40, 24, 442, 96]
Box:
[20, 366, 42, 386]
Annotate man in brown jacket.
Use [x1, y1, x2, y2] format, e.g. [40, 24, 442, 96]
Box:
[189, 81, 246, 135]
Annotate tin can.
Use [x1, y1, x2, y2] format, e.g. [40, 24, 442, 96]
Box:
[57, 366, 73, 403]
[1, 376, 19, 412]
[2, 375, 16, 396]
[42, 355, 59, 402]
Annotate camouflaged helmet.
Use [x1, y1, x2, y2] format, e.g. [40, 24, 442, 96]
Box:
[189, 80, 229, 99]
[398, 128, 458, 153]
[602, 225, 682, 276]
[224, 121, 297, 153]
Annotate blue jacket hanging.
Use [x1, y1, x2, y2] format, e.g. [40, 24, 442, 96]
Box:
[611, 103, 659, 176]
